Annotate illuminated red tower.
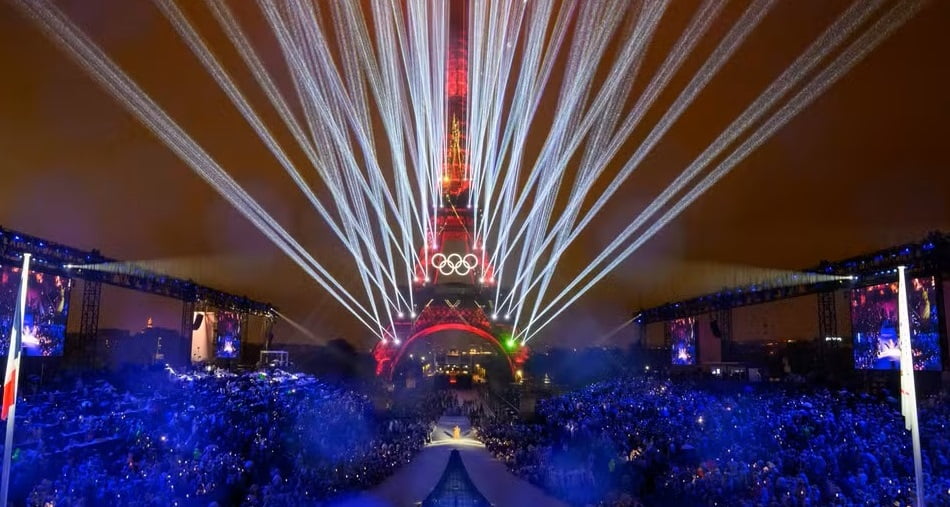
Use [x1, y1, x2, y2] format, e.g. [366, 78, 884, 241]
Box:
[443, 2, 470, 204]
[374, 1, 524, 380]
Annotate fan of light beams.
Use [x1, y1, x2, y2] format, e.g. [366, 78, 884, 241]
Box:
[14, 0, 922, 343]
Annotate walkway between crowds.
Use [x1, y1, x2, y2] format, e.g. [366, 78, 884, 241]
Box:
[332, 414, 566, 507]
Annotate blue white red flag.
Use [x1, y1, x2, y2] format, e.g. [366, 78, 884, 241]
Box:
[2, 256, 30, 421]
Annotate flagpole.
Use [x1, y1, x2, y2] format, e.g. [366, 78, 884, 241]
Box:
[0, 253, 30, 507]
[897, 265, 924, 507]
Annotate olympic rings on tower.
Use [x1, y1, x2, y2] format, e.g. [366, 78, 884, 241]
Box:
[430, 252, 479, 276]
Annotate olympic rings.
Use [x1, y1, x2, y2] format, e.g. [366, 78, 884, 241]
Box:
[430, 252, 479, 276]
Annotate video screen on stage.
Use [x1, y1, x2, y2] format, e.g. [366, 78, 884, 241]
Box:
[851, 276, 942, 371]
[215, 311, 242, 359]
[0, 265, 72, 357]
[669, 316, 696, 365]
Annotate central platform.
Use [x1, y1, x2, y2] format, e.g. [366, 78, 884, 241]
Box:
[331, 415, 567, 507]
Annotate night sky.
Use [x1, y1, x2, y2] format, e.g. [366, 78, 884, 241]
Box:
[0, 0, 947, 350]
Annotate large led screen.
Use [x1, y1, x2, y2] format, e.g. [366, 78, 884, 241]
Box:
[851, 276, 941, 371]
[0, 266, 72, 357]
[215, 311, 242, 359]
[669, 316, 696, 365]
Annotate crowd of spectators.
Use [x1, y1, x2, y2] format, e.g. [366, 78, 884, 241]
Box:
[7, 361, 950, 506]
[477, 377, 950, 506]
[3, 366, 442, 506]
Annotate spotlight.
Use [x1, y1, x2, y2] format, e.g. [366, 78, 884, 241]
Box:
[410, 312, 417, 318]
[393, 338, 401, 345]
[398, 312, 405, 318]
[491, 313, 498, 321]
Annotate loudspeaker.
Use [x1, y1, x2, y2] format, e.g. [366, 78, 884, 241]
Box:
[192, 313, 204, 331]
[710, 319, 722, 338]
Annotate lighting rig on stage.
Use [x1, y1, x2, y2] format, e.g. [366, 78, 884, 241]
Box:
[632, 231, 949, 325]
[0, 225, 275, 362]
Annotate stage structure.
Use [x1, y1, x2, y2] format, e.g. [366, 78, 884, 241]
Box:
[634, 232, 949, 324]
[372, 3, 524, 379]
[0, 225, 275, 364]
[634, 232, 950, 369]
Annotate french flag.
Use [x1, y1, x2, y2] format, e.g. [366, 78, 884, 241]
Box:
[2, 255, 30, 422]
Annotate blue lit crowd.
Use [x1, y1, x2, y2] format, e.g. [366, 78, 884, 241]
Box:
[477, 377, 950, 506]
[4, 368, 444, 506]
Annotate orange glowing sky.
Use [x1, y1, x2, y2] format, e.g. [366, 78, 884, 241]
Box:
[0, 0, 947, 348]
